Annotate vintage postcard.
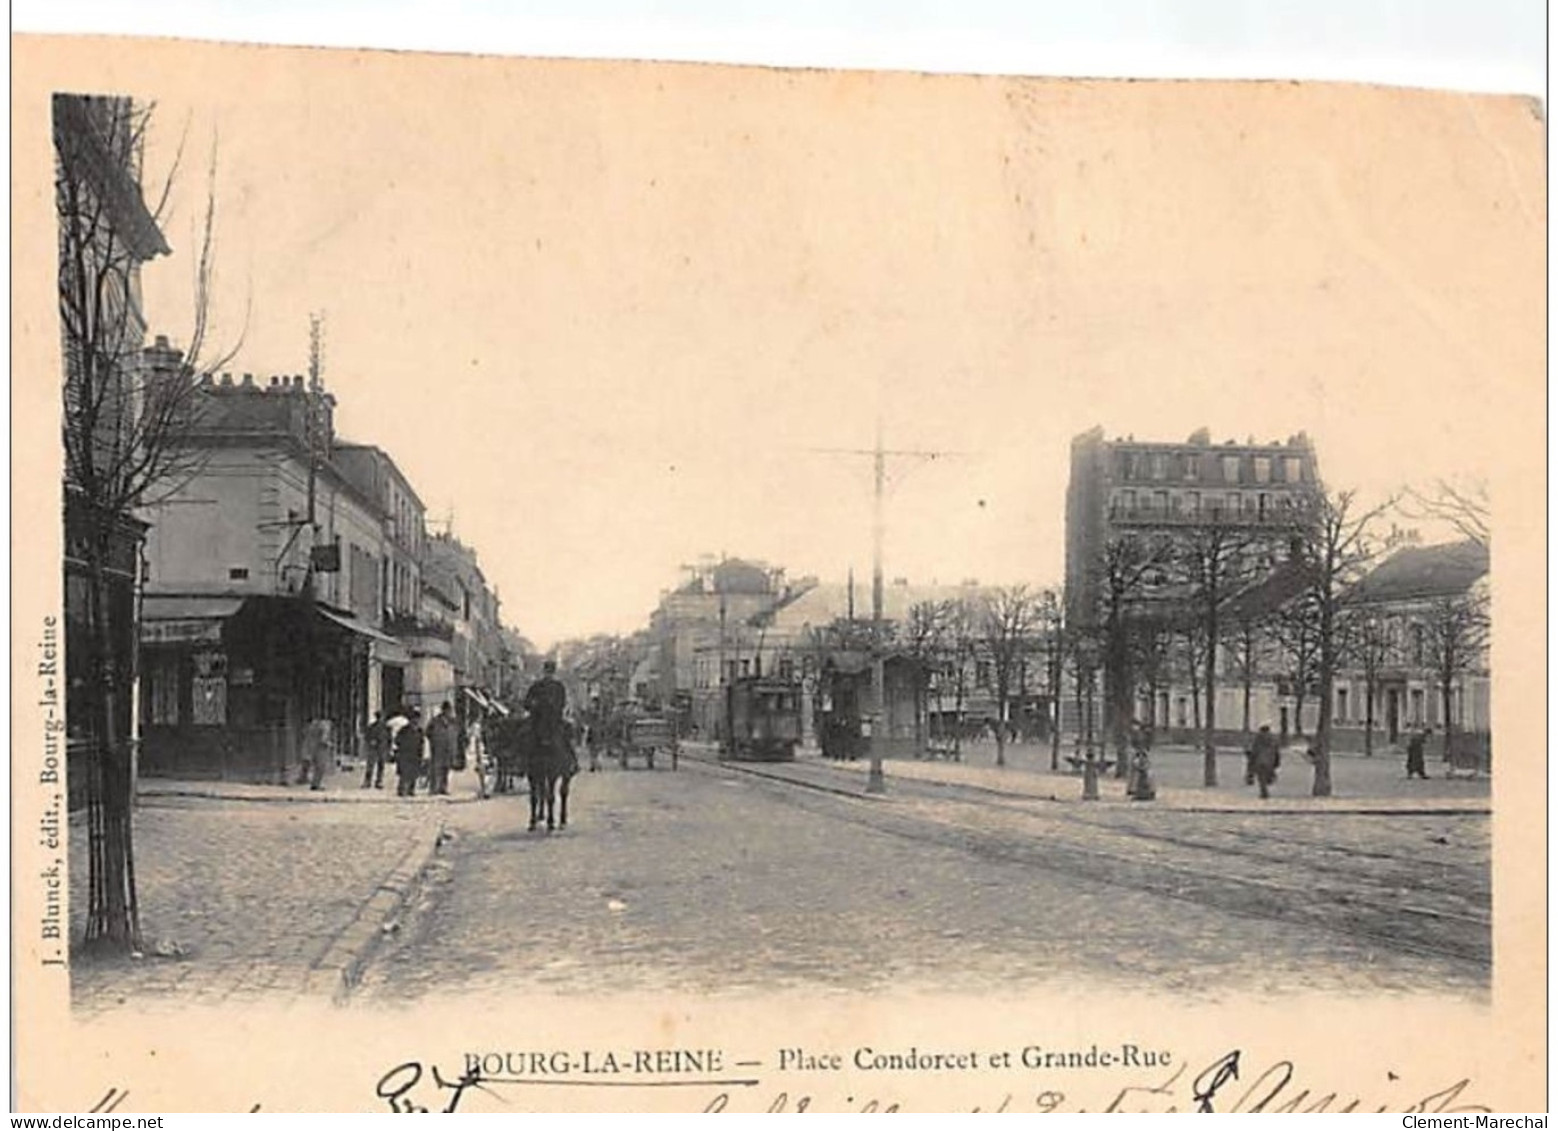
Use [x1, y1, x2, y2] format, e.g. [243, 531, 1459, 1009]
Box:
[11, 29, 1545, 1113]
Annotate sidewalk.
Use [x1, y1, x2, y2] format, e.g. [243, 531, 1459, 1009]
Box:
[67, 773, 484, 1014]
[773, 742, 1491, 815]
[137, 760, 496, 805]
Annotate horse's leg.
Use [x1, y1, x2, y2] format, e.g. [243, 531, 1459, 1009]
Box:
[558, 774, 570, 829]
[545, 772, 556, 831]
[528, 772, 540, 830]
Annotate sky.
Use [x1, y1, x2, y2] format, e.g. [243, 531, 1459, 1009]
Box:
[16, 4, 1546, 648]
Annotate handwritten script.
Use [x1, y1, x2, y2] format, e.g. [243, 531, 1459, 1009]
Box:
[366, 1050, 1492, 1114]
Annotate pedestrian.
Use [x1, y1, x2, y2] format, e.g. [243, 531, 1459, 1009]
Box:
[523, 660, 568, 750]
[361, 709, 389, 789]
[297, 717, 332, 792]
[1247, 724, 1280, 800]
[1406, 725, 1429, 780]
[395, 707, 425, 797]
[1126, 720, 1156, 801]
[427, 701, 459, 796]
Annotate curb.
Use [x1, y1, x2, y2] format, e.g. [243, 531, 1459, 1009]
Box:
[139, 785, 483, 806]
[694, 756, 1489, 818]
[302, 819, 447, 1002]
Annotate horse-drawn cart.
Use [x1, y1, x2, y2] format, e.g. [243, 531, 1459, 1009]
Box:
[618, 713, 679, 770]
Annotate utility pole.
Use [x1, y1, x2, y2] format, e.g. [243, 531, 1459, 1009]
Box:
[301, 313, 325, 776]
[811, 418, 959, 793]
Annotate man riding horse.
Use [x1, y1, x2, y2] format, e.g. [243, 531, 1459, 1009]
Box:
[522, 659, 577, 831]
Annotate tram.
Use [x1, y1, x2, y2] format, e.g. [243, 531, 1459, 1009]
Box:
[722, 675, 803, 762]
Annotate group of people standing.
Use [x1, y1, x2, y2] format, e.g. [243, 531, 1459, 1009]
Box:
[361, 701, 465, 797]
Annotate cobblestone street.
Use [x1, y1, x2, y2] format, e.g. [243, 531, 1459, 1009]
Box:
[355, 754, 1490, 1007]
[69, 791, 446, 1013]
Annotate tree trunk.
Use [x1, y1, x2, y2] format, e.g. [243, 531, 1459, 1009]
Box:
[994, 680, 1007, 767]
[1312, 611, 1335, 797]
[1203, 608, 1219, 787]
[1440, 679, 1455, 763]
[1363, 675, 1376, 756]
[84, 527, 141, 951]
[1241, 658, 1252, 734]
[1048, 652, 1062, 772]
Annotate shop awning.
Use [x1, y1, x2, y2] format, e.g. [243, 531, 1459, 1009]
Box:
[140, 594, 246, 644]
[313, 605, 401, 647]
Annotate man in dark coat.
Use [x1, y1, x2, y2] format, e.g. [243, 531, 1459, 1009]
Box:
[524, 661, 567, 742]
[362, 709, 389, 789]
[1406, 726, 1429, 780]
[394, 707, 425, 797]
[1248, 724, 1280, 800]
[426, 701, 459, 796]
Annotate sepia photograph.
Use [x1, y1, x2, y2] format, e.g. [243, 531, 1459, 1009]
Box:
[11, 2, 1546, 1114]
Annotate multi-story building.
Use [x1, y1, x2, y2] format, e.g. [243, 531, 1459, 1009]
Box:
[333, 443, 425, 711]
[1066, 427, 1321, 623]
[137, 369, 400, 779]
[1064, 426, 1323, 740]
[410, 531, 506, 720]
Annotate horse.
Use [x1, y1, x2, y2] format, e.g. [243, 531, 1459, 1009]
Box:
[524, 722, 578, 832]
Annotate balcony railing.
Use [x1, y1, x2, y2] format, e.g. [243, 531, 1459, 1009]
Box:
[1108, 502, 1309, 527]
[383, 612, 455, 641]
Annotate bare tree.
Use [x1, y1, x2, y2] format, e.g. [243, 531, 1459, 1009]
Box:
[1033, 588, 1067, 770]
[936, 598, 979, 756]
[1169, 522, 1266, 786]
[980, 587, 1039, 768]
[1301, 489, 1393, 796]
[903, 600, 948, 750]
[1177, 619, 1206, 735]
[1225, 608, 1265, 735]
[1268, 595, 1320, 739]
[1093, 532, 1173, 774]
[1398, 478, 1490, 550]
[1422, 587, 1491, 765]
[1340, 605, 1391, 756]
[56, 94, 233, 951]
[1129, 617, 1172, 740]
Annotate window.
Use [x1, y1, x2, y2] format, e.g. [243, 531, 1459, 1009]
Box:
[1222, 455, 1240, 483]
[1253, 456, 1272, 484]
[1410, 688, 1425, 724]
[1176, 697, 1188, 726]
[1150, 453, 1168, 480]
[1284, 456, 1304, 483]
[1119, 488, 1136, 512]
[1184, 455, 1199, 481]
[1226, 492, 1240, 514]
[778, 658, 795, 680]
[228, 566, 249, 580]
[976, 660, 992, 688]
[1153, 489, 1169, 513]
[1185, 491, 1200, 514]
[1336, 687, 1348, 721]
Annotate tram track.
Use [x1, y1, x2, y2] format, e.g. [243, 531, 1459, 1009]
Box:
[681, 752, 1491, 971]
